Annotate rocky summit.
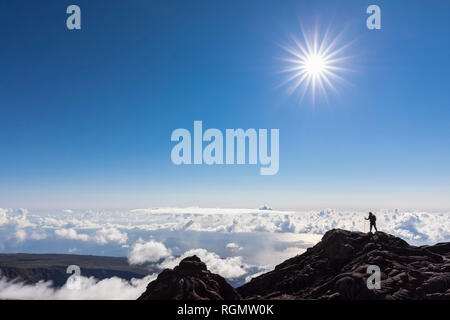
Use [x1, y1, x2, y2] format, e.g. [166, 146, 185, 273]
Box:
[139, 229, 450, 300]
[138, 255, 241, 300]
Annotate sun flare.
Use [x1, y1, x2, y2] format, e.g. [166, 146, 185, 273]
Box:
[280, 25, 353, 103]
[304, 54, 326, 76]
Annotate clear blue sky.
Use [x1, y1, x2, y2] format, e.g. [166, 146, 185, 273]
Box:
[1, 0, 449, 210]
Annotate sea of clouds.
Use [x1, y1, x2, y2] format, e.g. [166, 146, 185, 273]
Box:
[0, 207, 449, 299]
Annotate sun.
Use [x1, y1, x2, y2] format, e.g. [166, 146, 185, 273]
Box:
[304, 53, 326, 76]
[279, 25, 353, 103]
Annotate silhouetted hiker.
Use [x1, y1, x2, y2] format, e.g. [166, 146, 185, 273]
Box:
[365, 212, 378, 233]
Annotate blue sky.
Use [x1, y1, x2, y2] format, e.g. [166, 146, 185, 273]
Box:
[0, 0, 449, 210]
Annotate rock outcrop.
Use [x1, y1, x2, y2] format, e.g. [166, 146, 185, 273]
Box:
[238, 229, 450, 300]
[138, 255, 241, 300]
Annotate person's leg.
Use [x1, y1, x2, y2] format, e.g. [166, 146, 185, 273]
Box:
[374, 223, 378, 232]
[369, 224, 373, 233]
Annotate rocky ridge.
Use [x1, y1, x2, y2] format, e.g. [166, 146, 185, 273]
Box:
[139, 229, 450, 300]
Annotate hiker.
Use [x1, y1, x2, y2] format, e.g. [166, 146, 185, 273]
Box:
[365, 212, 378, 233]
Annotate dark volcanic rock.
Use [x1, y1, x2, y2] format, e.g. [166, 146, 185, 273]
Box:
[137, 230, 450, 300]
[138, 255, 241, 300]
[237, 229, 450, 300]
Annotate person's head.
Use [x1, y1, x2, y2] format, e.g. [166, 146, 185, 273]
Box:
[369, 212, 373, 216]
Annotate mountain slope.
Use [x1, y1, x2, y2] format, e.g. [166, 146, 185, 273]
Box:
[238, 229, 450, 300]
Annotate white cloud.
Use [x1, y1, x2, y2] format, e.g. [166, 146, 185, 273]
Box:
[2, 207, 449, 252]
[40, 217, 68, 228]
[127, 239, 251, 279]
[245, 269, 270, 283]
[53, 227, 127, 244]
[0, 209, 8, 226]
[55, 228, 90, 241]
[93, 227, 127, 245]
[7, 208, 35, 228]
[0, 274, 156, 300]
[160, 248, 248, 279]
[15, 229, 27, 242]
[30, 231, 47, 240]
[130, 207, 293, 215]
[226, 242, 243, 251]
[128, 240, 171, 265]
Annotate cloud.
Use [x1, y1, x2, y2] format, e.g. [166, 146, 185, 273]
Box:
[15, 229, 27, 242]
[4, 208, 35, 228]
[245, 268, 271, 283]
[55, 228, 90, 241]
[1, 207, 449, 257]
[127, 238, 251, 279]
[93, 227, 127, 245]
[0, 209, 8, 226]
[7, 208, 450, 245]
[226, 242, 243, 251]
[130, 207, 293, 215]
[128, 240, 171, 265]
[160, 248, 248, 279]
[0, 274, 156, 300]
[30, 231, 47, 240]
[16, 208, 28, 215]
[53, 227, 127, 245]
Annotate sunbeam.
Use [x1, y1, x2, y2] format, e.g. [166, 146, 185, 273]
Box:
[280, 25, 353, 103]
